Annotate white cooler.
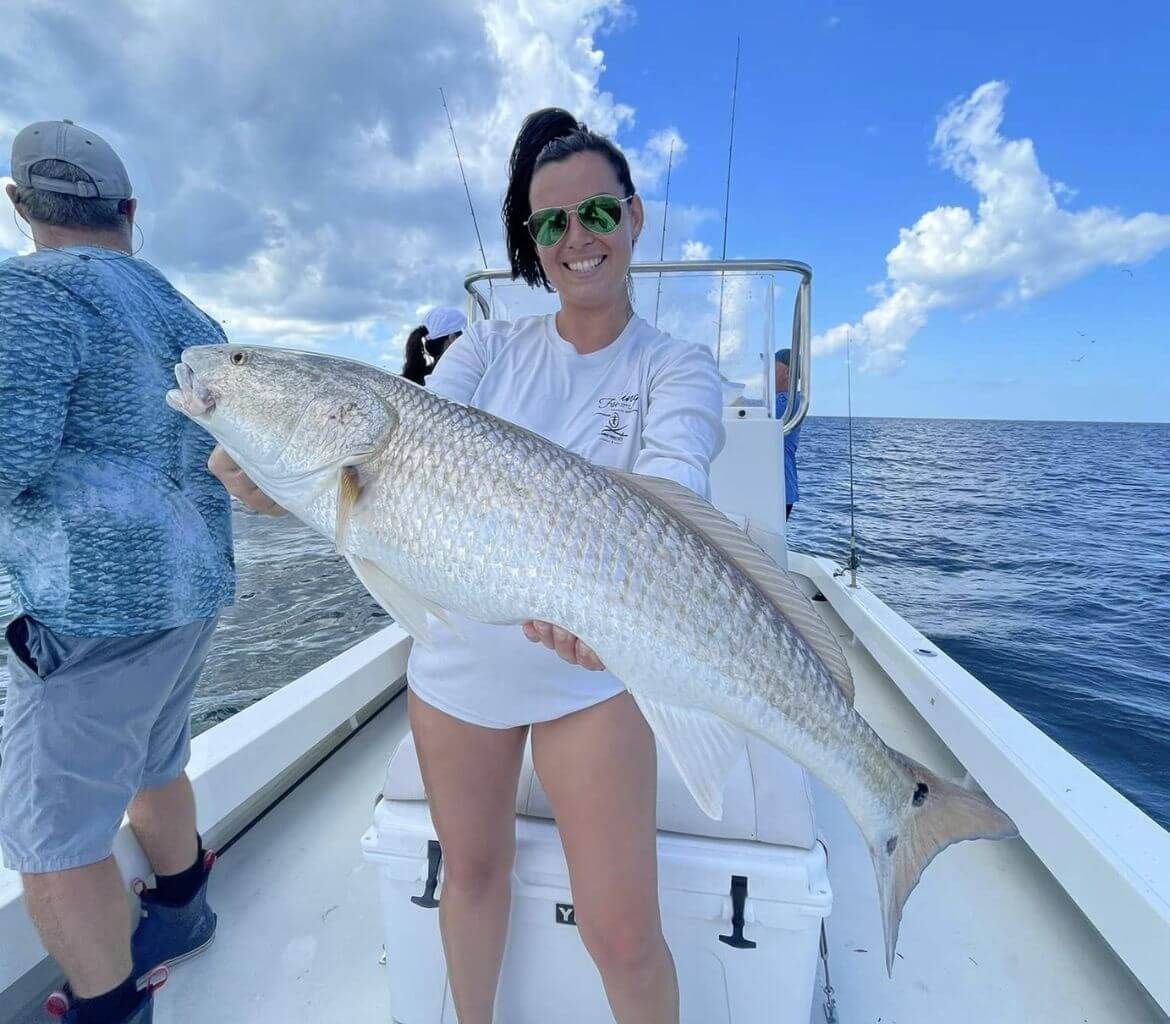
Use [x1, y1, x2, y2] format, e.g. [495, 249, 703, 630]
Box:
[361, 728, 832, 1024]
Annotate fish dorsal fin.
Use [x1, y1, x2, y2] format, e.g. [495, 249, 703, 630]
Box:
[632, 695, 745, 820]
[613, 471, 855, 706]
[345, 555, 456, 647]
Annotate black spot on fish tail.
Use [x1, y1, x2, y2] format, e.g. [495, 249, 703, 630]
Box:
[873, 757, 1016, 975]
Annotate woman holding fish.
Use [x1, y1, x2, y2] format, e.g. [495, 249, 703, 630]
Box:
[214, 108, 724, 1023]
[404, 109, 724, 1024]
[200, 105, 1015, 1024]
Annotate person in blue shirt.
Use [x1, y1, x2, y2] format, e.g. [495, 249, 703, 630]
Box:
[0, 121, 234, 1024]
[774, 348, 801, 518]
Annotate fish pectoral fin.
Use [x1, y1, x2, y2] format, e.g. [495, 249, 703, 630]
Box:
[345, 556, 457, 647]
[336, 466, 363, 550]
[631, 695, 745, 820]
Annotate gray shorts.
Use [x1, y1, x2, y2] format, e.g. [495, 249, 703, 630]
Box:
[0, 613, 219, 874]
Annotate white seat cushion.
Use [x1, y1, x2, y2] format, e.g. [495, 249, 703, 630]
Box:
[383, 728, 815, 850]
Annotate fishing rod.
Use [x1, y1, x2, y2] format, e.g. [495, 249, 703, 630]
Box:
[440, 87, 489, 270]
[440, 87, 494, 312]
[652, 139, 675, 328]
[845, 333, 860, 588]
[714, 37, 741, 366]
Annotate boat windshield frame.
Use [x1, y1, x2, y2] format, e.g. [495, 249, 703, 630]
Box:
[464, 258, 812, 435]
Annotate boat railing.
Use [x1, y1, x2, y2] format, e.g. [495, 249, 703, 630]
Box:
[464, 258, 812, 435]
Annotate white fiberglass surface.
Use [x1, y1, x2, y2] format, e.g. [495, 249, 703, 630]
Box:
[805, 596, 1161, 1024]
[158, 698, 409, 1023]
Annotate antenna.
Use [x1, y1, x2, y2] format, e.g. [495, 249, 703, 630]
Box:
[714, 37, 741, 366]
[653, 139, 675, 328]
[845, 334, 860, 588]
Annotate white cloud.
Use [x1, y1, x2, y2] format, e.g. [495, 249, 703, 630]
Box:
[0, 0, 687, 365]
[681, 240, 712, 261]
[814, 81, 1170, 370]
[627, 127, 685, 193]
[636, 200, 717, 264]
[0, 178, 33, 256]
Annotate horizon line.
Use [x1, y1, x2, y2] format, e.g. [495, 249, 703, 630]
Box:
[805, 413, 1170, 427]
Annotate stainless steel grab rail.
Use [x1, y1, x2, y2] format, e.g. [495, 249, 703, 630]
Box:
[464, 258, 812, 434]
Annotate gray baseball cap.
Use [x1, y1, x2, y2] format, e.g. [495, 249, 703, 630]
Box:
[10, 120, 132, 200]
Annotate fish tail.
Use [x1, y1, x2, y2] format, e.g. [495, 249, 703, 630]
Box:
[866, 756, 1017, 976]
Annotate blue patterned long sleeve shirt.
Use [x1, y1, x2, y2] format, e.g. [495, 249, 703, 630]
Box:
[0, 246, 234, 636]
[775, 391, 802, 506]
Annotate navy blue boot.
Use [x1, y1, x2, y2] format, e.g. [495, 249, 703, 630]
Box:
[130, 850, 217, 983]
[44, 969, 165, 1022]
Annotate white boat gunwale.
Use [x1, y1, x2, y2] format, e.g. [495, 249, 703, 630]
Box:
[793, 551, 1170, 1015]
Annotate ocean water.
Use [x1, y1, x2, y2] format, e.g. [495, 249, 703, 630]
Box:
[787, 417, 1170, 829]
[1, 417, 1168, 828]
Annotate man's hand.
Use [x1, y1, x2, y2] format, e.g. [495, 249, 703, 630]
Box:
[522, 620, 605, 671]
[207, 445, 287, 516]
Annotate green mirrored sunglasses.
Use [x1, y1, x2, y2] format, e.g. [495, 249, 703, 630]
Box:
[526, 194, 634, 247]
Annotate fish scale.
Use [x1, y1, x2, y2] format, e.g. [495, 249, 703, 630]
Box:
[169, 343, 1019, 974]
[351, 383, 905, 807]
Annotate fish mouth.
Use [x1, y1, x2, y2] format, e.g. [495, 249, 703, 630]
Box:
[166, 359, 218, 418]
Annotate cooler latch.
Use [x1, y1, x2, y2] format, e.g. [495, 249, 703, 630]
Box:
[411, 840, 442, 909]
[718, 874, 757, 949]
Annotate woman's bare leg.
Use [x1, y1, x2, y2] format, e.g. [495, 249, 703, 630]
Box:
[532, 692, 678, 1023]
[409, 691, 528, 1024]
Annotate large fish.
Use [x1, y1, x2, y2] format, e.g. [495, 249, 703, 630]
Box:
[168, 344, 1016, 972]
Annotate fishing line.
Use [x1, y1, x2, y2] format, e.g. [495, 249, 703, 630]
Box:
[440, 87, 495, 316]
[652, 140, 675, 328]
[714, 36, 741, 367]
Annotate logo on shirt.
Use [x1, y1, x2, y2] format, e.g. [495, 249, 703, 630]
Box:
[595, 393, 639, 445]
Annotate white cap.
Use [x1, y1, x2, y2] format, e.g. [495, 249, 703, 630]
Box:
[421, 306, 467, 340]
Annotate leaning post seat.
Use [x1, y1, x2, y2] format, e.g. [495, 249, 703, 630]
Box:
[381, 729, 817, 850]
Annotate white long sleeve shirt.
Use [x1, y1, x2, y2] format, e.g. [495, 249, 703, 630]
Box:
[406, 312, 725, 727]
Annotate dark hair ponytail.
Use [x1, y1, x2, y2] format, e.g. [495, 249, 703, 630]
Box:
[401, 326, 432, 385]
[503, 107, 637, 291]
[402, 326, 461, 385]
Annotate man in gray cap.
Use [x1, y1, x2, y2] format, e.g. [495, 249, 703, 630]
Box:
[1, 121, 234, 1023]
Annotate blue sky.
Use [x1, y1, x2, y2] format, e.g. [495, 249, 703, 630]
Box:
[2, 1, 1167, 422]
[598, 1, 1170, 421]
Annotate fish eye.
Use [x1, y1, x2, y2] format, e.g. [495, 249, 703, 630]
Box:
[230, 351, 247, 366]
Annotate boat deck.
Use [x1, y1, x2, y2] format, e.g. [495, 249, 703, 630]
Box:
[144, 606, 1161, 1022]
[161, 692, 409, 1023]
